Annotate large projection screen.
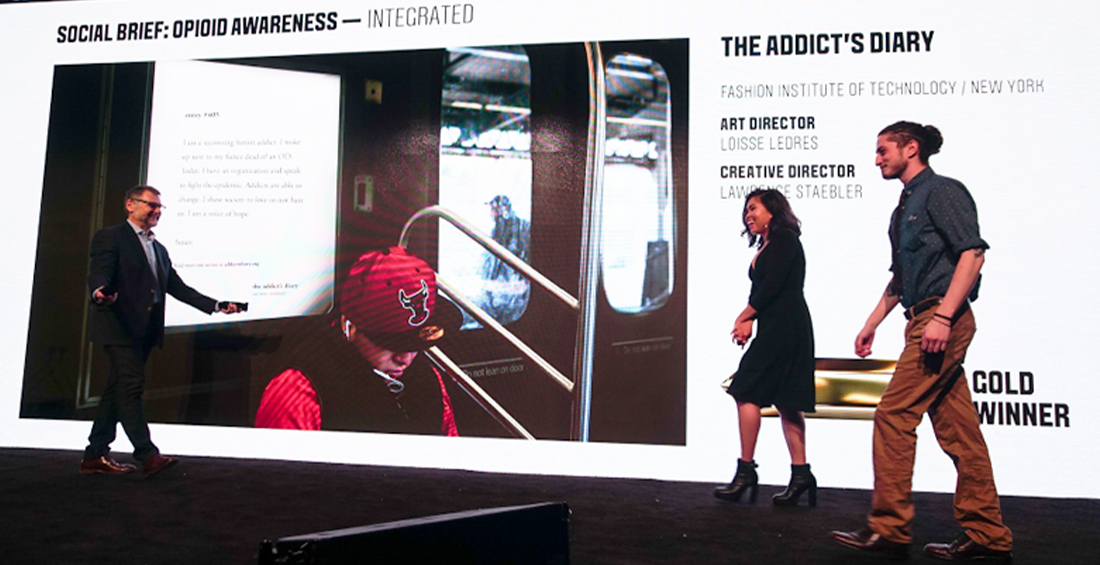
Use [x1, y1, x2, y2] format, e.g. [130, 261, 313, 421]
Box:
[1, 0, 1097, 499]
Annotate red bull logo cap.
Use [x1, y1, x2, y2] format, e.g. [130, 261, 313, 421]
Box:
[340, 246, 463, 352]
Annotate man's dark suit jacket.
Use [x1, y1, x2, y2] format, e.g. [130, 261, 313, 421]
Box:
[87, 222, 217, 347]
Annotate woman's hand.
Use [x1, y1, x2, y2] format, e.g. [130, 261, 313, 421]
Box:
[732, 319, 754, 347]
[731, 305, 758, 348]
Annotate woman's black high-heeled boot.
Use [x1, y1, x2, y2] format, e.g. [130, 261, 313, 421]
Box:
[772, 463, 817, 507]
[714, 459, 759, 502]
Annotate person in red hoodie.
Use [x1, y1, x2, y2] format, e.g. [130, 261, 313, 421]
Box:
[255, 246, 464, 436]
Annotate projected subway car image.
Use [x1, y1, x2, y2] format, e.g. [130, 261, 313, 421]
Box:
[21, 41, 689, 444]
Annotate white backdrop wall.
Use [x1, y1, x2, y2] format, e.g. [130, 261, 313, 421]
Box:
[1, 0, 1096, 498]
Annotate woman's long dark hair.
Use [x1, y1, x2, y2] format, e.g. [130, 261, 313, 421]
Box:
[741, 189, 801, 248]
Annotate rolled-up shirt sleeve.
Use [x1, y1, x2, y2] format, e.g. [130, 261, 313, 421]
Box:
[928, 182, 989, 256]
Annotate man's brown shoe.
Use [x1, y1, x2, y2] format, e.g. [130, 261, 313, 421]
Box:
[831, 527, 910, 559]
[79, 456, 137, 475]
[141, 454, 178, 478]
[924, 533, 1012, 562]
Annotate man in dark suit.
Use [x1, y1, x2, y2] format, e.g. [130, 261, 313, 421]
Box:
[80, 185, 240, 478]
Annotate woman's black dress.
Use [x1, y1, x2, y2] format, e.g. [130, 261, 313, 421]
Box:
[728, 228, 816, 412]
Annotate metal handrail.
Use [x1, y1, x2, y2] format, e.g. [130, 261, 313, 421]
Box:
[400, 206, 578, 311]
[398, 205, 582, 440]
[401, 41, 608, 442]
[571, 42, 606, 442]
[399, 206, 576, 394]
[433, 274, 574, 393]
[424, 346, 535, 440]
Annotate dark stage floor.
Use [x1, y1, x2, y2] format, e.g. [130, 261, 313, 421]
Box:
[1, 448, 1095, 564]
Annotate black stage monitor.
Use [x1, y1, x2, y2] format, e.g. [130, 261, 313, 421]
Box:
[258, 501, 570, 564]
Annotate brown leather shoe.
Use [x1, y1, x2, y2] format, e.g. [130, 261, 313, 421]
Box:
[924, 533, 1013, 562]
[79, 456, 137, 475]
[141, 454, 178, 478]
[831, 527, 910, 559]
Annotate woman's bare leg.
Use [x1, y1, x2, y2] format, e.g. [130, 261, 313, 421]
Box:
[737, 401, 762, 461]
[778, 408, 807, 465]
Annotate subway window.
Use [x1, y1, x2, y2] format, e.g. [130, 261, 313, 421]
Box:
[601, 53, 674, 313]
[438, 46, 532, 329]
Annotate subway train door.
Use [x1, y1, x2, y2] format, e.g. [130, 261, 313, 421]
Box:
[429, 40, 687, 444]
[586, 41, 687, 444]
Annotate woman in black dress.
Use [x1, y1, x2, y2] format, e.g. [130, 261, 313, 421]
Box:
[715, 189, 817, 506]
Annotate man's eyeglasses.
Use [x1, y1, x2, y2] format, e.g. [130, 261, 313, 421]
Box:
[130, 197, 166, 210]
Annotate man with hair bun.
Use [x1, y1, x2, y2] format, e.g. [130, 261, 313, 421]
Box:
[831, 122, 1013, 562]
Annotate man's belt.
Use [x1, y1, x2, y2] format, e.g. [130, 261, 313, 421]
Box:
[904, 296, 970, 321]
